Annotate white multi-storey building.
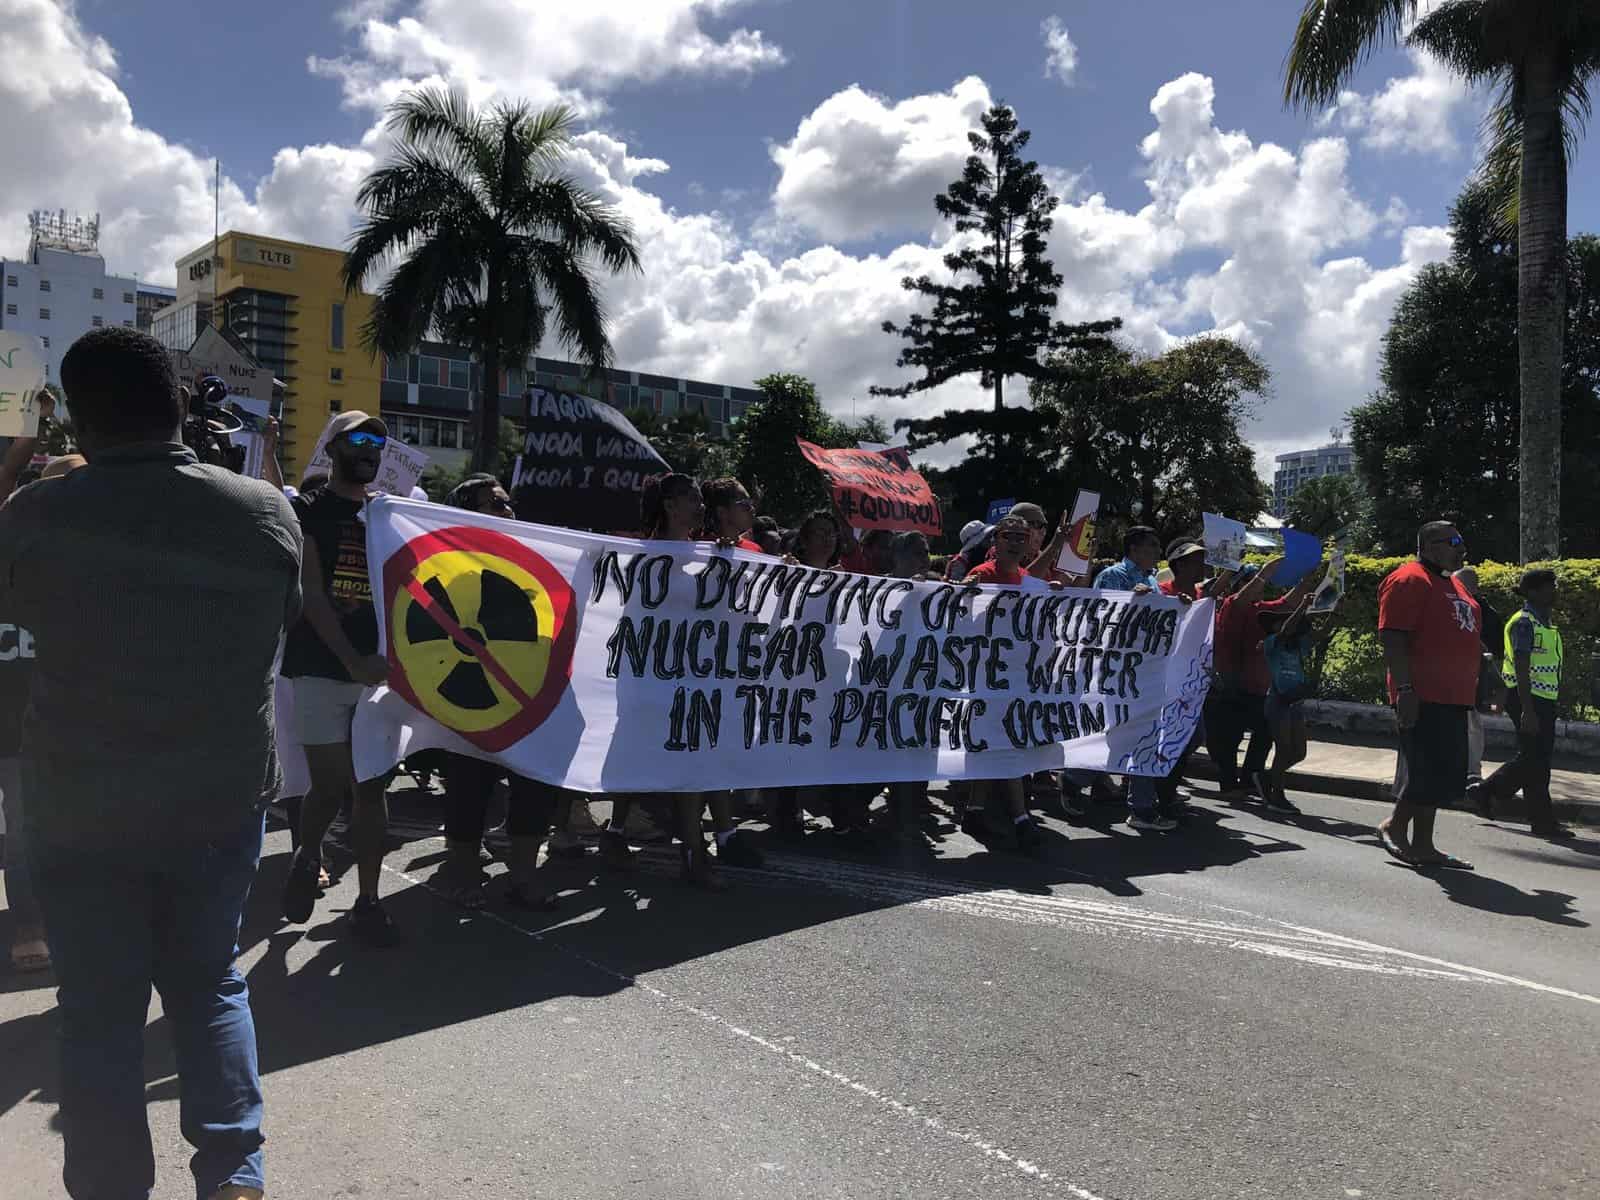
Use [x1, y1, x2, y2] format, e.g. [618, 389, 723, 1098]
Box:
[1272, 443, 1355, 517]
[0, 211, 150, 386]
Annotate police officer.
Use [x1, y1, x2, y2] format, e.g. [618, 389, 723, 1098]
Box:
[1469, 569, 1573, 838]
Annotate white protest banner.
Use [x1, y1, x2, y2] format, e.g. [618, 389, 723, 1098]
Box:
[352, 497, 1214, 791]
[1055, 489, 1101, 576]
[0, 333, 47, 438]
[1202, 512, 1249, 570]
[303, 414, 430, 495]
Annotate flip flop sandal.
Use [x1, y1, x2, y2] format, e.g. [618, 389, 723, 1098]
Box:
[1415, 854, 1475, 872]
[1376, 826, 1415, 866]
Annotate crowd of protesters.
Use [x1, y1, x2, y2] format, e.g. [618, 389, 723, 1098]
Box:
[0, 327, 1583, 1200]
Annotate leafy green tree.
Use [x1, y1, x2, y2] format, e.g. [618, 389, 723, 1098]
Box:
[624, 407, 733, 482]
[1348, 182, 1600, 558]
[1284, 0, 1600, 559]
[731, 373, 836, 525]
[871, 103, 1119, 416]
[1021, 336, 1271, 540]
[1286, 473, 1365, 540]
[344, 87, 641, 473]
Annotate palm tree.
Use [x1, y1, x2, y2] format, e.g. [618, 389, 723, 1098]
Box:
[344, 87, 642, 472]
[1284, 1, 1600, 560]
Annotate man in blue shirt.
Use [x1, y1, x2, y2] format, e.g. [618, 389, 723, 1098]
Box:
[1093, 526, 1177, 831]
[1093, 525, 1161, 593]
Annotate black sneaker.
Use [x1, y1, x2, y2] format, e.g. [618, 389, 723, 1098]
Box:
[348, 896, 404, 947]
[1263, 791, 1300, 816]
[281, 849, 322, 924]
[717, 830, 764, 868]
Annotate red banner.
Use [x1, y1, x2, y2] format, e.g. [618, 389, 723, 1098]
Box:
[795, 439, 942, 535]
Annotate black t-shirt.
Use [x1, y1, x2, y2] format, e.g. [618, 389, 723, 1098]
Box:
[0, 620, 35, 757]
[281, 489, 377, 681]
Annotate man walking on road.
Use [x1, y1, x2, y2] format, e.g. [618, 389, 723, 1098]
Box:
[1469, 569, 1574, 840]
[0, 327, 302, 1200]
[280, 411, 402, 944]
[1377, 521, 1479, 870]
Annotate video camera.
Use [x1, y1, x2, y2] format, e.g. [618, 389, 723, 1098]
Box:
[182, 374, 248, 473]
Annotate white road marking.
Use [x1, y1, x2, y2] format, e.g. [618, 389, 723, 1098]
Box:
[384, 860, 1112, 1199]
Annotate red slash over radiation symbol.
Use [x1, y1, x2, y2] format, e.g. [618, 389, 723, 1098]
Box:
[383, 525, 577, 752]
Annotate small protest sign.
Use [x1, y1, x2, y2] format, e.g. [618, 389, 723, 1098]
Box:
[795, 439, 940, 534]
[1055, 490, 1101, 576]
[0, 333, 47, 439]
[1202, 512, 1249, 571]
[986, 497, 1016, 524]
[513, 387, 670, 532]
[1309, 549, 1346, 613]
[1273, 528, 1324, 587]
[304, 415, 430, 496]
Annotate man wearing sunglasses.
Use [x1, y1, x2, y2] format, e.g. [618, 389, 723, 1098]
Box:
[280, 411, 403, 944]
[1376, 520, 1479, 871]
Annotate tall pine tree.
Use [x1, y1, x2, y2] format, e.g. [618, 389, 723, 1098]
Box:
[871, 104, 1119, 418]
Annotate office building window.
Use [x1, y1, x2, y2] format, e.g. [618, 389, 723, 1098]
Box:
[420, 418, 440, 447]
[329, 399, 342, 414]
[92, 287, 104, 300]
[123, 320, 133, 327]
[3, 304, 13, 316]
[122, 291, 134, 304]
[330, 366, 343, 382]
[91, 316, 102, 327]
[384, 354, 408, 381]
[330, 302, 344, 350]
[438, 421, 459, 449]
[38, 308, 49, 319]
[448, 359, 469, 390]
[396, 414, 420, 443]
[4, 275, 15, 288]
[40, 336, 49, 348]
[38, 279, 50, 292]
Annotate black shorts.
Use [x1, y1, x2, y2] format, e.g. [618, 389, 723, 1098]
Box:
[1395, 702, 1469, 810]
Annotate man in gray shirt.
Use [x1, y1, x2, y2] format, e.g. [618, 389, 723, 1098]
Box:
[0, 327, 301, 1200]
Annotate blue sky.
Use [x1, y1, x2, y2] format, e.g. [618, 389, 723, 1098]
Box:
[14, 0, 1592, 468]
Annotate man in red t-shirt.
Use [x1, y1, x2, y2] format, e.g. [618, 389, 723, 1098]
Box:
[1377, 520, 1479, 870]
[963, 516, 1029, 587]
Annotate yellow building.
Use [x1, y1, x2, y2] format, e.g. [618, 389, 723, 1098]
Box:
[154, 232, 381, 479]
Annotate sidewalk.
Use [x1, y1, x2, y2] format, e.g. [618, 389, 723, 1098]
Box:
[1188, 731, 1600, 826]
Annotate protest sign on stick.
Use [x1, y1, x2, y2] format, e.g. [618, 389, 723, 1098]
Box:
[1202, 512, 1249, 570]
[1309, 549, 1346, 613]
[1055, 490, 1101, 576]
[1273, 528, 1324, 587]
[514, 387, 669, 532]
[0, 333, 47, 439]
[986, 498, 1016, 524]
[353, 497, 1215, 792]
[796, 439, 941, 534]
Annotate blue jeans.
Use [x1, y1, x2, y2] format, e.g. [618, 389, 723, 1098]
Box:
[28, 810, 266, 1200]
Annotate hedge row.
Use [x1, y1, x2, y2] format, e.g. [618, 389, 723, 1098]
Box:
[1262, 556, 1600, 721]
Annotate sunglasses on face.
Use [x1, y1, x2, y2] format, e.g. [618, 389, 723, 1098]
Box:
[344, 431, 387, 450]
[733, 497, 755, 510]
[998, 531, 1028, 543]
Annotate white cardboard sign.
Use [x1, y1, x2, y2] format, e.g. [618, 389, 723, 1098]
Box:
[0, 333, 47, 438]
[1054, 489, 1101, 576]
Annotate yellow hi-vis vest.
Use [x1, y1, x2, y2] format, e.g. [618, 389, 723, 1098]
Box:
[1502, 611, 1563, 701]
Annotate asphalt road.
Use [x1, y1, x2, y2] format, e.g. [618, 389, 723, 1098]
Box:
[3, 782, 1598, 1200]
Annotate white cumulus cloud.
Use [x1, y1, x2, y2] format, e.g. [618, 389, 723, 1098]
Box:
[769, 76, 992, 243]
[1318, 49, 1472, 158]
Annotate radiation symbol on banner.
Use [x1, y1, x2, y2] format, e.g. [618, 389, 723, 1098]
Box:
[382, 525, 577, 752]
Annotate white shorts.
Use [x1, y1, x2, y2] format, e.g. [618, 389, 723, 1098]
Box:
[292, 677, 367, 746]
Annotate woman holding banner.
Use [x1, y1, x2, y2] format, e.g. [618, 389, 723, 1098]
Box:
[640, 473, 763, 888]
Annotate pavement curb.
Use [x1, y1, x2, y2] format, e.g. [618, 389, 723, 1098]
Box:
[1186, 749, 1600, 827]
